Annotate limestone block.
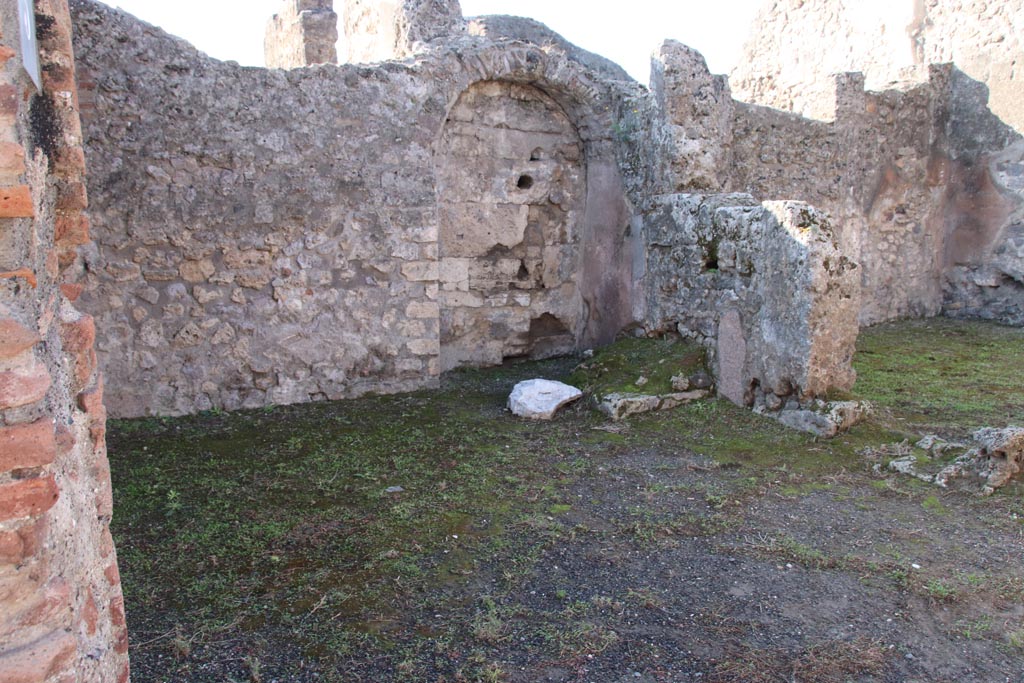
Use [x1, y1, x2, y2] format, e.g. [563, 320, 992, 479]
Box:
[508, 379, 582, 420]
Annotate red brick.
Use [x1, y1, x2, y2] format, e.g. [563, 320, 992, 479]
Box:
[44, 249, 58, 279]
[17, 517, 46, 559]
[0, 476, 58, 521]
[0, 47, 16, 68]
[99, 528, 114, 559]
[109, 595, 126, 628]
[81, 589, 98, 636]
[0, 84, 19, 118]
[0, 529, 24, 565]
[59, 283, 84, 301]
[0, 419, 56, 472]
[116, 661, 130, 683]
[0, 319, 40, 360]
[60, 314, 96, 391]
[54, 214, 89, 247]
[0, 268, 37, 289]
[0, 142, 26, 179]
[0, 630, 75, 683]
[52, 427, 70, 456]
[0, 185, 34, 217]
[77, 375, 104, 415]
[55, 147, 86, 178]
[15, 578, 70, 630]
[113, 625, 129, 654]
[92, 458, 112, 518]
[41, 64, 75, 94]
[0, 359, 51, 410]
[104, 559, 120, 587]
[55, 181, 87, 212]
[60, 313, 95, 353]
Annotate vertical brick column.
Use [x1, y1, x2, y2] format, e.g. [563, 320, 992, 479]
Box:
[0, 0, 128, 682]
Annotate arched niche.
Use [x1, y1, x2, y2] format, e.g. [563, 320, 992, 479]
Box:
[434, 80, 586, 371]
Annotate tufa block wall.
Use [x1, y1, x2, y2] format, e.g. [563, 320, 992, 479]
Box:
[0, 0, 127, 682]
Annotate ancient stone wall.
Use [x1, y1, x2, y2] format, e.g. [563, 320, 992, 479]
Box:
[264, 0, 339, 68]
[731, 0, 1023, 133]
[725, 66, 1023, 326]
[0, 1, 127, 682]
[728, 71, 949, 324]
[643, 193, 859, 406]
[70, 0, 644, 418]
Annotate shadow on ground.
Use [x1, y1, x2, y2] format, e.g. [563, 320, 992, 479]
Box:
[109, 318, 1024, 682]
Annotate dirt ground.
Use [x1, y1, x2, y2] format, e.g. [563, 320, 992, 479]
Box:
[108, 319, 1024, 682]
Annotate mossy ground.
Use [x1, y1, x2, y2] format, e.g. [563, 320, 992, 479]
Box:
[567, 335, 707, 397]
[111, 319, 1024, 682]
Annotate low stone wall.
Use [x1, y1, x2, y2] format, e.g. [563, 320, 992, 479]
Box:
[643, 193, 859, 406]
[0, 0, 127, 681]
[70, 0, 647, 418]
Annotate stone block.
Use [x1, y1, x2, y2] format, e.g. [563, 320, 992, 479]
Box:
[406, 338, 440, 356]
[405, 301, 439, 319]
[401, 260, 439, 282]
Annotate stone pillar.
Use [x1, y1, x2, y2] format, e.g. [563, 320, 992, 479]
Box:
[265, 0, 339, 69]
[0, 0, 127, 681]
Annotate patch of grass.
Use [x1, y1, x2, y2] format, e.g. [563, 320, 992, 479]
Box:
[922, 579, 958, 602]
[957, 616, 993, 640]
[1008, 628, 1024, 650]
[745, 534, 838, 569]
[921, 495, 948, 514]
[854, 318, 1024, 436]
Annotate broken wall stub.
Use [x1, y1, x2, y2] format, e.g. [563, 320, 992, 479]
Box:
[340, 0, 464, 63]
[436, 81, 585, 370]
[265, 0, 339, 68]
[69, 0, 644, 418]
[643, 194, 859, 407]
[650, 40, 733, 192]
[0, 0, 127, 681]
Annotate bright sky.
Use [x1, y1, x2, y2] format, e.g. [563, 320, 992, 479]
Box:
[102, 0, 764, 84]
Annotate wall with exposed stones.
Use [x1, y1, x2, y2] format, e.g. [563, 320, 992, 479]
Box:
[70, 0, 649, 418]
[0, 0, 127, 682]
[264, 0, 338, 69]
